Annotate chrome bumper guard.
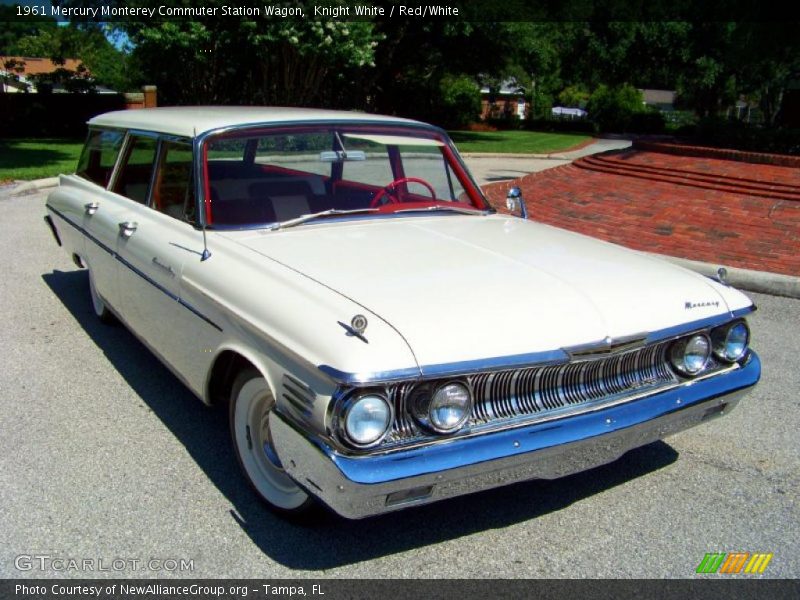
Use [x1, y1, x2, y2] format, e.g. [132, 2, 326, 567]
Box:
[271, 352, 760, 519]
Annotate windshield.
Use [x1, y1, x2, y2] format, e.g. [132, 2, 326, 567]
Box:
[202, 124, 489, 227]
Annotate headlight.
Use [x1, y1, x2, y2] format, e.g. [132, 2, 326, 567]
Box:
[711, 320, 749, 362]
[343, 394, 392, 447]
[428, 382, 472, 433]
[670, 333, 711, 376]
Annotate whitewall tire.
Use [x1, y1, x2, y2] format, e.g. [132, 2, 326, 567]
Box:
[229, 368, 315, 516]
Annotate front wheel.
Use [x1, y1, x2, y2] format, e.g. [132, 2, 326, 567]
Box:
[229, 368, 316, 517]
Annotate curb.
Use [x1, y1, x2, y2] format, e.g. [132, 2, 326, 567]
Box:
[10, 177, 59, 196]
[645, 253, 800, 300]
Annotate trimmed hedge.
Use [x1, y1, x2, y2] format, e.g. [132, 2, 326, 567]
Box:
[675, 118, 800, 155]
[1, 93, 128, 138]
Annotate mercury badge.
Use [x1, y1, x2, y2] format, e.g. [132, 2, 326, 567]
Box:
[351, 314, 368, 334]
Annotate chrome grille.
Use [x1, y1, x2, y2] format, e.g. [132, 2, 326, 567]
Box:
[389, 382, 416, 440]
[383, 340, 677, 446]
[469, 341, 673, 426]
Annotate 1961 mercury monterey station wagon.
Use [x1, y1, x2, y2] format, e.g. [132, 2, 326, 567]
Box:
[44, 107, 760, 519]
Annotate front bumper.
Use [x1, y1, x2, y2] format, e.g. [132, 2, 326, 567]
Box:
[271, 351, 760, 519]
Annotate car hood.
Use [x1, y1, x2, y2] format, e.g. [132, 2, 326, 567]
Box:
[225, 214, 752, 369]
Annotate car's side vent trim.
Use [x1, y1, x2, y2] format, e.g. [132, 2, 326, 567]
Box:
[282, 374, 315, 419]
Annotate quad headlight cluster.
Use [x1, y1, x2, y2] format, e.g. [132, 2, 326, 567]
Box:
[339, 380, 473, 449]
[669, 320, 750, 377]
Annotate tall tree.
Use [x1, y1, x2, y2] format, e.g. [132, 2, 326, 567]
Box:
[732, 22, 800, 125]
[366, 20, 512, 121]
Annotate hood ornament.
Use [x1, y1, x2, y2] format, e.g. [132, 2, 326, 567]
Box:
[337, 314, 369, 343]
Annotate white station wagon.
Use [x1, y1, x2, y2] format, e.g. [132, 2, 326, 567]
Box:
[44, 107, 760, 519]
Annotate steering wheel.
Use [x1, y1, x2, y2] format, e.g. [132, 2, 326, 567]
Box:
[370, 177, 437, 208]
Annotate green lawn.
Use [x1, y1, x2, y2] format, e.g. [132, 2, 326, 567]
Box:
[448, 130, 592, 154]
[0, 138, 84, 182]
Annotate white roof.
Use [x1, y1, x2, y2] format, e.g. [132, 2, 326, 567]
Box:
[87, 106, 423, 138]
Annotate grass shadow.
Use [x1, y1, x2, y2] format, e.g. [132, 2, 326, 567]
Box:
[0, 139, 79, 168]
[42, 267, 680, 571]
[0, 138, 83, 181]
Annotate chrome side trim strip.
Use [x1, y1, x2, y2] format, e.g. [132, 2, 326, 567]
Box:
[46, 205, 222, 332]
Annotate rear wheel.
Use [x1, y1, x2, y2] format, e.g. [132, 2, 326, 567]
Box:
[229, 368, 316, 517]
[88, 270, 116, 324]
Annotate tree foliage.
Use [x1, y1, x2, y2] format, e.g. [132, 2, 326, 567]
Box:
[9, 3, 800, 131]
[0, 5, 58, 55]
[439, 74, 481, 128]
[125, 13, 378, 105]
[586, 84, 645, 131]
[52, 0, 379, 105]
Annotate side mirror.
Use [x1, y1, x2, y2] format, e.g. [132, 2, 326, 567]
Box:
[506, 187, 528, 219]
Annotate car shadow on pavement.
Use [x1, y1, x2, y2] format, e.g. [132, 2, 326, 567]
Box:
[43, 268, 680, 571]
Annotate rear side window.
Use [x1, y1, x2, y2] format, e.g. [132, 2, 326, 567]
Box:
[76, 129, 125, 187]
[113, 135, 158, 204]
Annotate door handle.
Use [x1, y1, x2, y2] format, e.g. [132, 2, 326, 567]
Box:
[84, 202, 99, 215]
[118, 221, 138, 238]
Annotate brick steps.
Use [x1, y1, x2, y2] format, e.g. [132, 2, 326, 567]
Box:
[586, 152, 800, 192]
[574, 154, 800, 201]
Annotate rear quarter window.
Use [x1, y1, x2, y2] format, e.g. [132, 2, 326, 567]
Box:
[76, 129, 125, 187]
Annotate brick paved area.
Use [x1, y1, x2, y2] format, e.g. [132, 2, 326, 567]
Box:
[483, 149, 800, 276]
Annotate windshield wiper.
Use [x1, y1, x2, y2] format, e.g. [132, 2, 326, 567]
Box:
[394, 205, 488, 216]
[268, 208, 379, 231]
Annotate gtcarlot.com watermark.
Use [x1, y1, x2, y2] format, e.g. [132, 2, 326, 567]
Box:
[14, 554, 195, 573]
